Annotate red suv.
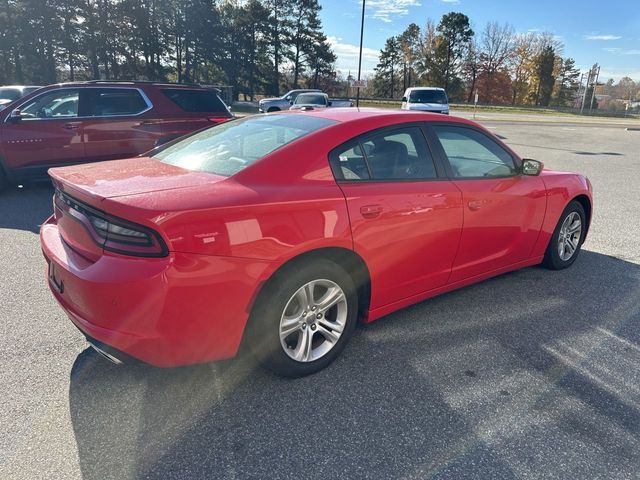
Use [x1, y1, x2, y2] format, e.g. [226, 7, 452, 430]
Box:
[0, 81, 233, 190]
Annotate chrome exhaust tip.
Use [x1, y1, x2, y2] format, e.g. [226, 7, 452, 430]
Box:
[89, 342, 124, 365]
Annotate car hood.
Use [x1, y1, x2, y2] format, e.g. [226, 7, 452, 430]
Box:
[49, 157, 225, 201]
[260, 97, 282, 103]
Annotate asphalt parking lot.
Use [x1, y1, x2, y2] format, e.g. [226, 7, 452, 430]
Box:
[1, 117, 639, 479]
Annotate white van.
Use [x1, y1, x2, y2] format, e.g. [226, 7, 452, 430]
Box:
[401, 87, 449, 114]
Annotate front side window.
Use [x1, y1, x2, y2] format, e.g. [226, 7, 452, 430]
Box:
[331, 127, 438, 181]
[89, 88, 149, 116]
[432, 126, 517, 178]
[19, 90, 79, 120]
[153, 114, 336, 177]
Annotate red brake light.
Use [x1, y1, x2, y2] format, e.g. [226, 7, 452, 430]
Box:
[54, 189, 168, 257]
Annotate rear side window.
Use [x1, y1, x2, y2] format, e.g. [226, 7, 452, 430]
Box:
[88, 88, 149, 116]
[153, 114, 336, 177]
[161, 88, 228, 113]
[330, 127, 438, 181]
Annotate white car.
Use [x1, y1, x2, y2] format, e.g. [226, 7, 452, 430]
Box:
[401, 87, 449, 114]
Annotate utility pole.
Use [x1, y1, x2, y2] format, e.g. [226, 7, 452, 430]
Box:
[589, 63, 600, 113]
[356, 0, 366, 108]
[580, 67, 592, 114]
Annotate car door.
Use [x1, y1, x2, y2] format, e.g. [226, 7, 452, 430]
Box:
[81, 87, 163, 162]
[330, 125, 463, 310]
[428, 124, 546, 283]
[1, 88, 85, 172]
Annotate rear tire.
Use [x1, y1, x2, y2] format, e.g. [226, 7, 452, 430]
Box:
[246, 259, 358, 377]
[543, 200, 586, 270]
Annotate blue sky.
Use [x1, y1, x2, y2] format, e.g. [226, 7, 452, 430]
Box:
[319, 0, 640, 81]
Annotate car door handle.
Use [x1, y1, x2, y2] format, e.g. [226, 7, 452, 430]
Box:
[468, 200, 483, 211]
[63, 123, 80, 130]
[360, 204, 383, 219]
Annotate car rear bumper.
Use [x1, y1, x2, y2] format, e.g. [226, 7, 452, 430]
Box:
[40, 216, 273, 367]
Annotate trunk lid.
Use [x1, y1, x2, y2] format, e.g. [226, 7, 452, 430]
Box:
[49, 156, 225, 202]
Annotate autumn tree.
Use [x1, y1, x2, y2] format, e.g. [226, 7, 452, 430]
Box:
[398, 23, 421, 91]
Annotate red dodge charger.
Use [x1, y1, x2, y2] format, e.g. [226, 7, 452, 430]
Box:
[40, 109, 592, 377]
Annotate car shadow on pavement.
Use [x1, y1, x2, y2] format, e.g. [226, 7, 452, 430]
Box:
[0, 183, 53, 234]
[68, 250, 640, 480]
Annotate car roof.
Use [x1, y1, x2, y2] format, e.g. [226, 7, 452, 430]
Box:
[38, 81, 217, 90]
[406, 87, 445, 91]
[278, 107, 469, 125]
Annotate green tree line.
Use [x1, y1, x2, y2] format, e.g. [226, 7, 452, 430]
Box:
[0, 0, 337, 99]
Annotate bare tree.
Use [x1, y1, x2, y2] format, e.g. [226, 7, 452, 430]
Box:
[478, 22, 514, 101]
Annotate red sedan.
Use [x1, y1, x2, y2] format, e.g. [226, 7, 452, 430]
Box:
[40, 109, 592, 377]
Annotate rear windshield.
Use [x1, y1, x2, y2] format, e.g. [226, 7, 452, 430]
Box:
[0, 88, 21, 101]
[153, 114, 336, 177]
[161, 88, 229, 113]
[409, 89, 448, 104]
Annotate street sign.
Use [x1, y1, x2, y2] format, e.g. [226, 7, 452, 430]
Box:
[474, 92, 479, 104]
[351, 80, 367, 88]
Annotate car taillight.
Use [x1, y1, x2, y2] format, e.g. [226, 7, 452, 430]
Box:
[54, 189, 168, 257]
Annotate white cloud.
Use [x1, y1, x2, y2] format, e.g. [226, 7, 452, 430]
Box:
[327, 36, 380, 76]
[584, 34, 622, 40]
[602, 47, 640, 55]
[597, 67, 640, 81]
[367, 0, 421, 23]
[441, 0, 460, 4]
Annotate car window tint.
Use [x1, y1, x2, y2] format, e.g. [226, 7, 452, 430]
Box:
[0, 88, 21, 101]
[89, 88, 148, 116]
[161, 88, 228, 113]
[19, 90, 79, 120]
[294, 94, 325, 105]
[331, 143, 371, 180]
[361, 127, 437, 180]
[432, 126, 516, 178]
[153, 114, 336, 177]
[408, 90, 448, 104]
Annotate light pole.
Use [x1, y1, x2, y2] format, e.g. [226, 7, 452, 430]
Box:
[356, 0, 366, 108]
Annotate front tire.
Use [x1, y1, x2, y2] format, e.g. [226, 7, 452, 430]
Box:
[246, 259, 358, 377]
[543, 200, 586, 270]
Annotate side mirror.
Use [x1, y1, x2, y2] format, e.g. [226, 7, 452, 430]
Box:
[402, 97, 407, 102]
[8, 109, 22, 122]
[328, 101, 332, 106]
[522, 159, 543, 176]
